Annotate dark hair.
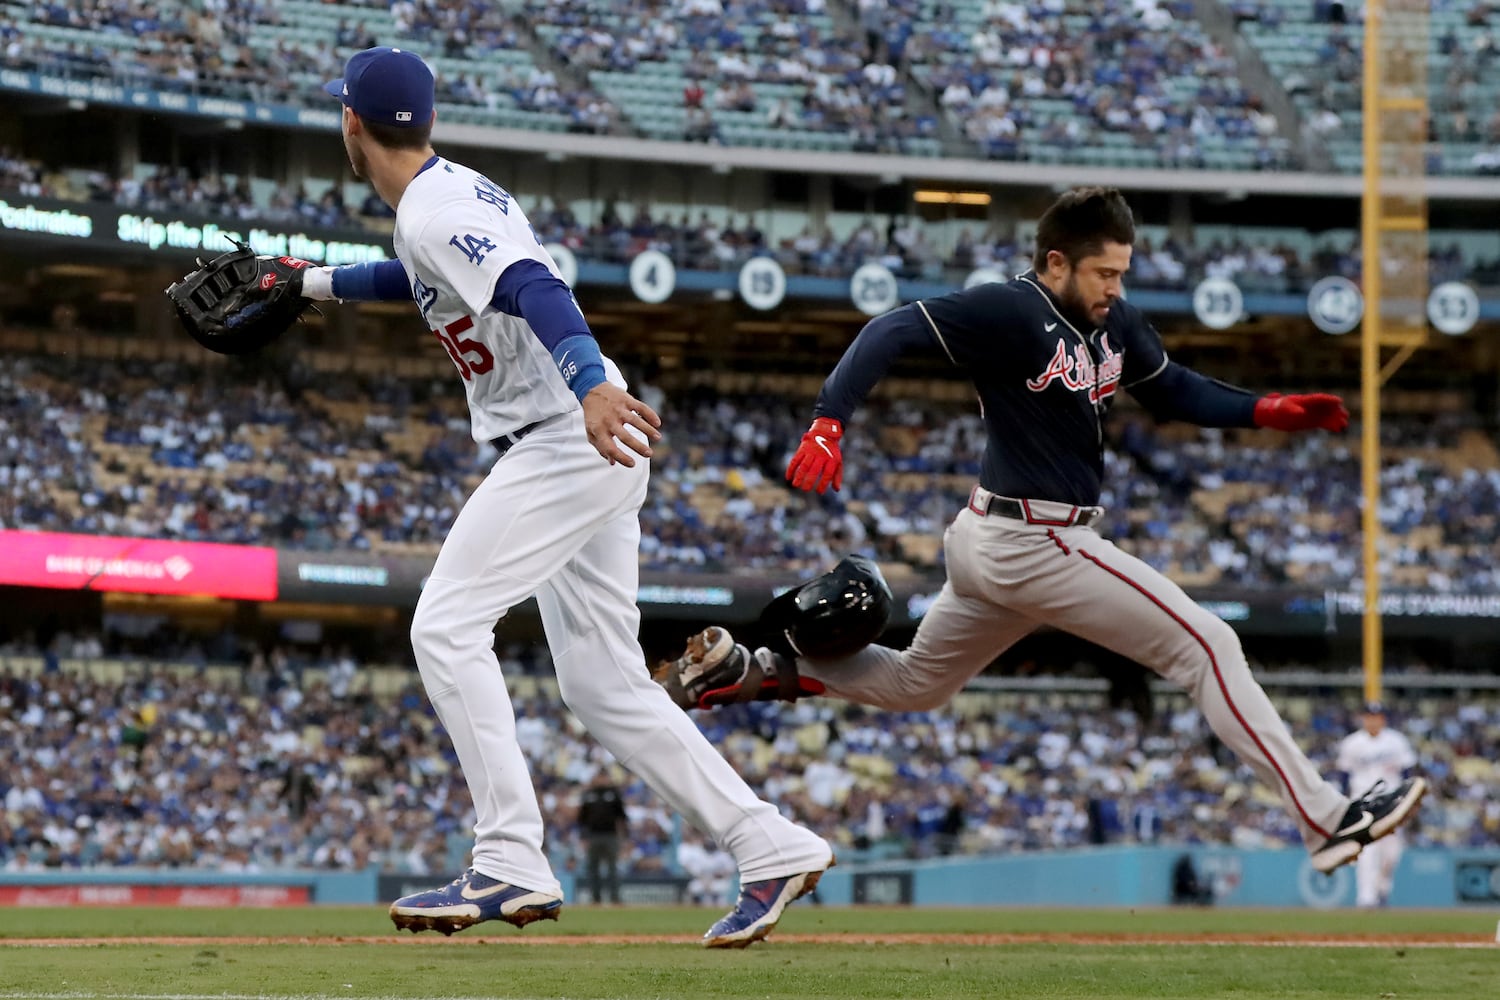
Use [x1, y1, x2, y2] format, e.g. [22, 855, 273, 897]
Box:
[361, 116, 434, 151]
[1032, 186, 1136, 271]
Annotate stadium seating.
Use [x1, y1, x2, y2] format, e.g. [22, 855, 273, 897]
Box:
[4, 0, 601, 133]
[902, 0, 1294, 168]
[3, 335, 1497, 593]
[1, 652, 1493, 874]
[1235, 0, 1500, 176]
[522, 0, 942, 154]
[17, 0, 1493, 173]
[11, 143, 1500, 290]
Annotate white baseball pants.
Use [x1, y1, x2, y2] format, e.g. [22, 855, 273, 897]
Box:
[410, 410, 829, 894]
[1355, 831, 1403, 906]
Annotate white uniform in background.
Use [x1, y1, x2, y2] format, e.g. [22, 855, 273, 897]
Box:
[1336, 721, 1417, 906]
[396, 156, 830, 894]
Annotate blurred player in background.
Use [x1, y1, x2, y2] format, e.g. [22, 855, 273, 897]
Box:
[1337, 702, 1419, 907]
[298, 46, 832, 948]
[577, 769, 628, 905]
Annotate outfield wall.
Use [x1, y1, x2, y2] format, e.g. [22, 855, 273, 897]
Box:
[2, 848, 1496, 910]
[811, 847, 1500, 910]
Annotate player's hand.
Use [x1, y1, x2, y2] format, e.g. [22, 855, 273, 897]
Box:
[786, 417, 844, 493]
[1253, 392, 1349, 433]
[582, 383, 662, 467]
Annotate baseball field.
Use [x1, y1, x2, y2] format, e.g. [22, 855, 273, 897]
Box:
[1, 905, 1494, 999]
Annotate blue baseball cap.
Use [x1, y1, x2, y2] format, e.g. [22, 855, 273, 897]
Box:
[324, 47, 433, 127]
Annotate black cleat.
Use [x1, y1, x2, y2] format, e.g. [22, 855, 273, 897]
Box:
[1310, 777, 1428, 874]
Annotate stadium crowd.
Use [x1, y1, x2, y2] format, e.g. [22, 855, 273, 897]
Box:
[1, 649, 1495, 882]
[3, 351, 1497, 593]
[525, 0, 937, 153]
[6, 0, 616, 133]
[5, 0, 1500, 174]
[5, 138, 1494, 290]
[908, 0, 1291, 168]
[5, 149, 1498, 291]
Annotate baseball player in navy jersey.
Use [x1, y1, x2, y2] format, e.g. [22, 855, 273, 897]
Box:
[296, 47, 831, 948]
[658, 187, 1427, 876]
[1337, 702, 1419, 905]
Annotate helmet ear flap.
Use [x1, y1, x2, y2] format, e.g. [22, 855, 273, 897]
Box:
[757, 554, 893, 659]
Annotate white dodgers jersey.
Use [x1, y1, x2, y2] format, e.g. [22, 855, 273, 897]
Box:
[392, 157, 623, 443]
[1336, 727, 1416, 794]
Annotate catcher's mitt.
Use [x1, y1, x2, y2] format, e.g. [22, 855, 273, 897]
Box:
[165, 239, 315, 355]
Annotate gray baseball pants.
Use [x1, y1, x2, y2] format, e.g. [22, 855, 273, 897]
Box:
[800, 487, 1350, 850]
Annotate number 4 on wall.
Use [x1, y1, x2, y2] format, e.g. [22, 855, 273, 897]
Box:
[433, 316, 494, 380]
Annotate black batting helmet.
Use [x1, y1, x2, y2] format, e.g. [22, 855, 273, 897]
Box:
[759, 554, 893, 659]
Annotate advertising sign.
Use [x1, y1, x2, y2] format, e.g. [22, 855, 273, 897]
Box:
[0, 884, 308, 907]
[0, 196, 390, 265]
[0, 531, 277, 600]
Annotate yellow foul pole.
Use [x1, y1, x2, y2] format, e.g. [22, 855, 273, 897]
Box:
[1360, 0, 1429, 705]
[1360, 0, 1383, 705]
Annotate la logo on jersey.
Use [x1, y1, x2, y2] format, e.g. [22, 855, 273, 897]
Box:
[1026, 337, 1123, 404]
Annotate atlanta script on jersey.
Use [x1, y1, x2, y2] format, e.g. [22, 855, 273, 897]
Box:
[909, 273, 1169, 505]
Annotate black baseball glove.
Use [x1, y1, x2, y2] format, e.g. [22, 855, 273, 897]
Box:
[165, 239, 316, 355]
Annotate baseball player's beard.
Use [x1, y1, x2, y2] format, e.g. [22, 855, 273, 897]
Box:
[1059, 274, 1107, 328]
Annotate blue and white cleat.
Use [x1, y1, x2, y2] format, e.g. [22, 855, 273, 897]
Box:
[388, 869, 562, 935]
[702, 857, 834, 949]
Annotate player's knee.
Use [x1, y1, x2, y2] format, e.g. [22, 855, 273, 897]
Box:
[1197, 613, 1243, 657]
[875, 659, 959, 712]
[408, 599, 469, 663]
[898, 681, 955, 713]
[1180, 610, 1245, 678]
[553, 670, 592, 715]
[408, 609, 442, 663]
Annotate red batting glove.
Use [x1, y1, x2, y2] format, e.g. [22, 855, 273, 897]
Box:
[1253, 392, 1350, 433]
[786, 417, 844, 493]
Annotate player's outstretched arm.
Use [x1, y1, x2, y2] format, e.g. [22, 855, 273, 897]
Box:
[582, 382, 661, 467]
[299, 259, 412, 301]
[1118, 306, 1346, 433]
[1128, 363, 1348, 433]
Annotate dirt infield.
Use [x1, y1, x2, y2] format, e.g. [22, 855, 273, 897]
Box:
[1, 932, 1491, 948]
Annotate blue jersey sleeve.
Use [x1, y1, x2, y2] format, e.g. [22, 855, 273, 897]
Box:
[1114, 301, 1257, 427]
[903, 282, 1031, 367]
[1128, 363, 1259, 427]
[813, 305, 938, 423]
[491, 259, 606, 400]
[330, 259, 412, 301]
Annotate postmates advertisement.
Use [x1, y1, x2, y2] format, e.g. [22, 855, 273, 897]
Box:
[0, 530, 278, 600]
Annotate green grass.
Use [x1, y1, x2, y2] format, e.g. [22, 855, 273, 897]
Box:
[0, 905, 1492, 939]
[1, 906, 1496, 1000]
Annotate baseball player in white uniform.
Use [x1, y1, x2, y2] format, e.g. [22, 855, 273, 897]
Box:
[1336, 702, 1419, 906]
[297, 47, 831, 948]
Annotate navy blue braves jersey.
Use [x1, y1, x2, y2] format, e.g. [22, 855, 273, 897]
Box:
[814, 272, 1261, 506]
